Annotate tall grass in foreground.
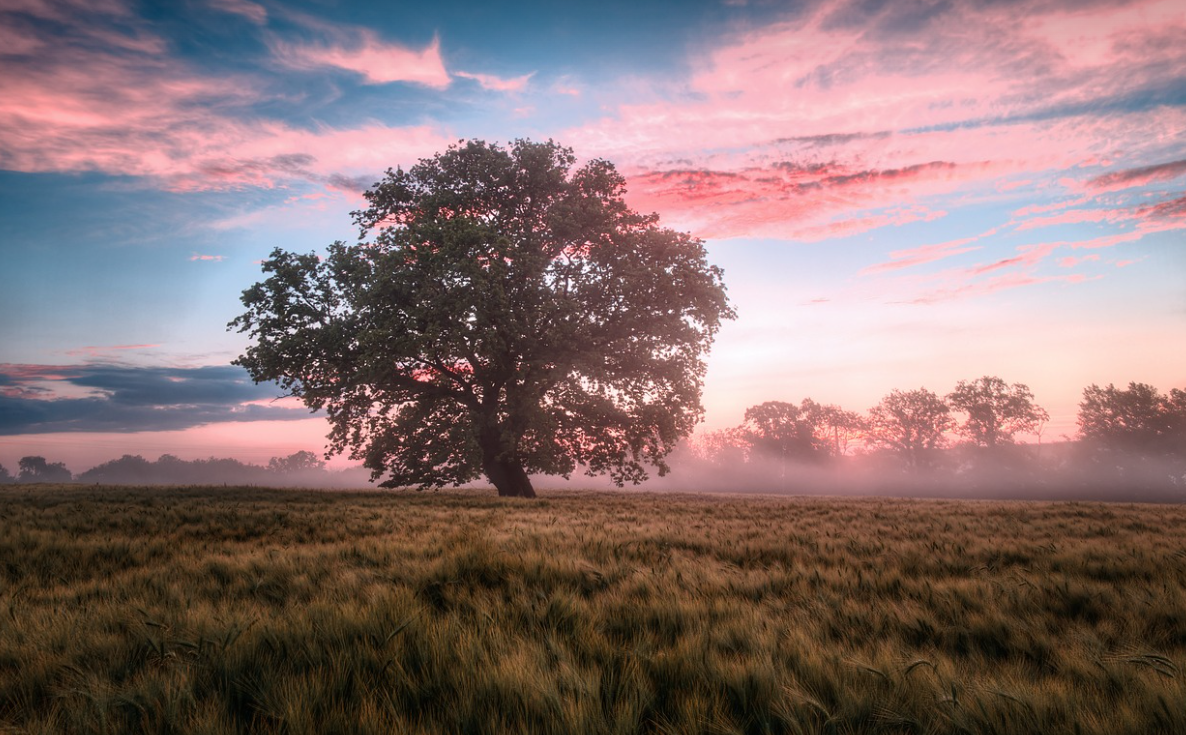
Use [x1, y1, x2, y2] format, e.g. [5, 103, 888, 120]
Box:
[1, 485, 1185, 734]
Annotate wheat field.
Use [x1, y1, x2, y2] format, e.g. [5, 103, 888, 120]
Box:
[1, 485, 1184, 734]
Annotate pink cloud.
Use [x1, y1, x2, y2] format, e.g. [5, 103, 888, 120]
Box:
[0, 21, 45, 54]
[1002, 193, 1186, 253]
[883, 213, 1179, 303]
[66, 344, 161, 358]
[167, 123, 450, 192]
[860, 235, 985, 275]
[622, 158, 992, 240]
[906, 270, 1100, 305]
[996, 179, 1032, 192]
[562, 0, 1186, 242]
[1014, 208, 1124, 232]
[2, 0, 131, 17]
[0, 18, 453, 192]
[0, 5, 461, 191]
[1012, 196, 1092, 218]
[858, 190, 1186, 303]
[1086, 159, 1186, 192]
[454, 70, 535, 92]
[1027, 0, 1186, 70]
[271, 31, 449, 87]
[1136, 195, 1186, 220]
[190, 253, 226, 262]
[1058, 254, 1100, 268]
[0, 364, 84, 383]
[791, 205, 947, 243]
[969, 255, 1031, 277]
[3, 0, 1183, 284]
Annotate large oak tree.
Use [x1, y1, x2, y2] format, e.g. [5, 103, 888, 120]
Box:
[230, 140, 733, 497]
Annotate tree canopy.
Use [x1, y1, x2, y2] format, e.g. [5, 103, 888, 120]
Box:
[1078, 382, 1186, 456]
[738, 398, 864, 466]
[800, 399, 865, 459]
[866, 388, 954, 470]
[268, 450, 327, 475]
[17, 456, 72, 483]
[231, 139, 734, 497]
[739, 401, 817, 467]
[947, 376, 1048, 448]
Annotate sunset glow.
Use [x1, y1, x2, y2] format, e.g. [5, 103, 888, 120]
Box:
[1, 0, 1183, 476]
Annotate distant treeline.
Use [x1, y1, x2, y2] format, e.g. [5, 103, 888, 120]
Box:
[669, 378, 1186, 500]
[3, 378, 1184, 497]
[0, 451, 369, 488]
[693, 377, 1184, 464]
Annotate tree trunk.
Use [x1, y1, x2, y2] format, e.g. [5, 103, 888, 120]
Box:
[483, 456, 536, 497]
[478, 422, 536, 498]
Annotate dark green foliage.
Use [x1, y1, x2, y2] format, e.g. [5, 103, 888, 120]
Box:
[74, 453, 341, 486]
[266, 450, 325, 475]
[2, 486, 1186, 734]
[948, 376, 1049, 448]
[77, 455, 267, 485]
[230, 140, 734, 497]
[739, 399, 866, 465]
[1079, 382, 1186, 456]
[866, 388, 955, 470]
[740, 400, 819, 465]
[17, 455, 72, 483]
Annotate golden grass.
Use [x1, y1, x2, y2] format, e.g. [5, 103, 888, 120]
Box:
[2, 485, 1185, 734]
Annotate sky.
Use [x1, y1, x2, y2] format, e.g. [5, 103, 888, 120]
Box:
[1, 0, 1184, 475]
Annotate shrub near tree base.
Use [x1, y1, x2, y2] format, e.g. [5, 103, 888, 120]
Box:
[231, 140, 734, 497]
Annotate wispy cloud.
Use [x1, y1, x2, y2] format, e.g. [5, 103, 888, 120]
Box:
[564, 0, 1186, 247]
[860, 235, 986, 276]
[622, 159, 990, 240]
[189, 253, 226, 262]
[454, 70, 534, 92]
[65, 344, 161, 358]
[0, 3, 453, 191]
[862, 190, 1186, 301]
[1, 0, 1181, 320]
[207, 0, 266, 25]
[904, 271, 1100, 306]
[1137, 195, 1186, 220]
[270, 31, 449, 87]
[1058, 254, 1100, 268]
[553, 80, 581, 96]
[1086, 159, 1186, 192]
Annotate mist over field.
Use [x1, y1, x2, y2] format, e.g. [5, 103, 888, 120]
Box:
[16, 440, 1181, 506]
[8, 377, 1185, 503]
[526, 445, 1186, 504]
